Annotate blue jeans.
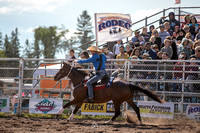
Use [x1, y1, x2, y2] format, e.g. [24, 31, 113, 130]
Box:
[86, 70, 106, 98]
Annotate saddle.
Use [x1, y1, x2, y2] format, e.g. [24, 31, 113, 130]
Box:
[84, 70, 119, 90]
[83, 72, 110, 91]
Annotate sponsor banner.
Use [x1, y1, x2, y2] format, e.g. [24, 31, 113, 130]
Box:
[186, 104, 200, 122]
[0, 97, 9, 113]
[29, 98, 63, 114]
[81, 101, 115, 115]
[95, 13, 132, 42]
[138, 101, 174, 119]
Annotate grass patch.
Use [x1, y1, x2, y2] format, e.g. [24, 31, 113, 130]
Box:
[0, 112, 122, 120]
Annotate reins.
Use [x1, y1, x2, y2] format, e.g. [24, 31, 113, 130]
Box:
[66, 62, 74, 78]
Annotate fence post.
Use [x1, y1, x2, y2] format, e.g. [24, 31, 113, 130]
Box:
[178, 6, 181, 23]
[17, 58, 24, 116]
[145, 16, 148, 27]
[181, 61, 186, 114]
[163, 9, 165, 18]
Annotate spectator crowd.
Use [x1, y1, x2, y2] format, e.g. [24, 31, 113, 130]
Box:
[67, 12, 200, 93]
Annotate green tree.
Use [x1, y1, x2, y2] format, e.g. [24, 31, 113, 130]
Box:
[0, 31, 5, 58]
[0, 31, 3, 49]
[33, 26, 68, 59]
[24, 39, 34, 58]
[23, 39, 35, 82]
[4, 35, 12, 57]
[3, 28, 20, 58]
[75, 10, 93, 50]
[10, 28, 20, 58]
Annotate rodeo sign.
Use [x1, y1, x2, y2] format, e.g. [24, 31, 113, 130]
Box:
[29, 98, 63, 114]
[0, 97, 9, 113]
[186, 104, 200, 122]
[95, 13, 132, 42]
[81, 101, 116, 115]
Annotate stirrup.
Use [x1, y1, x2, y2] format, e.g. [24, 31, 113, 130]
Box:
[83, 97, 94, 103]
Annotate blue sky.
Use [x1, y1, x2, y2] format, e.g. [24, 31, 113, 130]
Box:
[0, 0, 199, 58]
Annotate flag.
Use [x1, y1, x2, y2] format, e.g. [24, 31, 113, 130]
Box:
[175, 0, 180, 4]
[95, 13, 132, 42]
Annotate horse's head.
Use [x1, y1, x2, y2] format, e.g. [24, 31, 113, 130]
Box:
[54, 62, 72, 81]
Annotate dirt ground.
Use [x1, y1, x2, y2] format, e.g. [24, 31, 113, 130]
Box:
[0, 114, 200, 133]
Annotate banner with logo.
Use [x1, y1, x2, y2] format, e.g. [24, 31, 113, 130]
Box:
[137, 101, 174, 119]
[29, 98, 63, 114]
[186, 104, 200, 122]
[81, 101, 116, 115]
[0, 98, 9, 113]
[95, 13, 132, 42]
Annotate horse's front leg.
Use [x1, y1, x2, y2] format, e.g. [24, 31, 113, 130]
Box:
[68, 102, 83, 121]
[56, 99, 78, 118]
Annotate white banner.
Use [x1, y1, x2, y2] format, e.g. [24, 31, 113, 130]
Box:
[186, 104, 200, 121]
[137, 101, 174, 119]
[29, 98, 63, 114]
[95, 13, 132, 42]
[0, 97, 9, 113]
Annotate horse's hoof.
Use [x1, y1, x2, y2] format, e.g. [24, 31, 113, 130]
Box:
[104, 120, 113, 124]
[55, 114, 60, 119]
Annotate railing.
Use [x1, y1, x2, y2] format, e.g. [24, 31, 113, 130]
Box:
[82, 6, 200, 48]
[0, 58, 199, 116]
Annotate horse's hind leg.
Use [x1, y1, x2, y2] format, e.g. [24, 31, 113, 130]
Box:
[68, 103, 83, 121]
[106, 101, 122, 123]
[126, 100, 142, 124]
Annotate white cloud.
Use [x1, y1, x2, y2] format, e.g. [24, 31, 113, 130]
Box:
[0, 0, 71, 14]
[20, 27, 35, 34]
[64, 29, 78, 39]
[0, 6, 13, 14]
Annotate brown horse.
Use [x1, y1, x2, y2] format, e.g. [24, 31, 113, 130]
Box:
[54, 62, 163, 123]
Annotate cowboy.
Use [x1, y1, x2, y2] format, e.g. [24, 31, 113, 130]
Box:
[75, 45, 107, 102]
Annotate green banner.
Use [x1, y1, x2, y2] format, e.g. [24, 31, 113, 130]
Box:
[0, 99, 7, 107]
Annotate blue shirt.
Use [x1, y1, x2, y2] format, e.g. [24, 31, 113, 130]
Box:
[77, 53, 107, 71]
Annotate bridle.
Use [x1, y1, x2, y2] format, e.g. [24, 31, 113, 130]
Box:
[65, 63, 74, 78]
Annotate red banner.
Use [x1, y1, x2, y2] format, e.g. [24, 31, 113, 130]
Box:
[175, 0, 181, 4]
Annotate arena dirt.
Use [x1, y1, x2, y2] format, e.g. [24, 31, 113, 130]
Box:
[0, 112, 200, 133]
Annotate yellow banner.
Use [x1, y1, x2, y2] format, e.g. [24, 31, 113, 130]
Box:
[81, 103, 107, 113]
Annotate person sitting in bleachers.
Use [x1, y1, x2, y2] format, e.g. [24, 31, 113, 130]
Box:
[172, 54, 188, 92]
[189, 15, 198, 40]
[152, 29, 162, 50]
[147, 25, 155, 36]
[181, 14, 190, 29]
[131, 30, 140, 44]
[185, 57, 199, 92]
[142, 42, 157, 59]
[140, 27, 150, 42]
[176, 29, 186, 42]
[177, 38, 192, 59]
[113, 40, 123, 58]
[164, 22, 173, 36]
[159, 12, 180, 32]
[161, 39, 173, 59]
[159, 24, 170, 44]
[116, 45, 129, 68]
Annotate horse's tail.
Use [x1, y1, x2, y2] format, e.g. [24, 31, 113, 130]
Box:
[129, 83, 164, 103]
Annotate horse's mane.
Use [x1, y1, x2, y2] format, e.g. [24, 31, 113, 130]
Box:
[73, 67, 88, 77]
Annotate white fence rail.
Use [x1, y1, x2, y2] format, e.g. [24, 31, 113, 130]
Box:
[0, 58, 199, 115]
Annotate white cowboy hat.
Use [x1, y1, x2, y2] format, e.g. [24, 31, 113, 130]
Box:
[87, 45, 102, 53]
